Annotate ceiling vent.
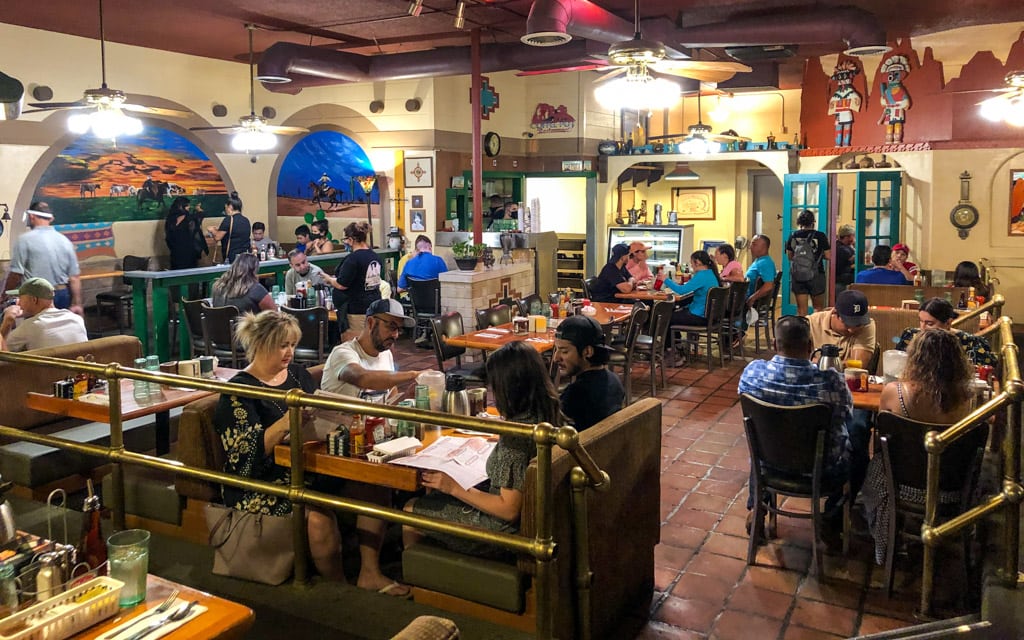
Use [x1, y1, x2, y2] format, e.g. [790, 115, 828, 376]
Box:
[724, 45, 798, 62]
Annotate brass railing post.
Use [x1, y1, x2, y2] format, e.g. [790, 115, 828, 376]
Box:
[533, 422, 555, 640]
[286, 390, 309, 585]
[105, 363, 127, 531]
[570, 467, 593, 640]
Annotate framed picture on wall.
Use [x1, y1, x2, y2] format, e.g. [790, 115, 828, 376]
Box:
[671, 187, 716, 220]
[405, 157, 434, 188]
[1010, 169, 1024, 236]
[410, 209, 426, 232]
[411, 195, 424, 208]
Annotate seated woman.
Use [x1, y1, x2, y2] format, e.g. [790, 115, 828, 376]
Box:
[952, 260, 990, 300]
[662, 250, 722, 327]
[402, 341, 561, 557]
[215, 311, 405, 593]
[307, 219, 336, 255]
[715, 244, 745, 283]
[862, 329, 975, 563]
[895, 297, 996, 366]
[211, 253, 275, 313]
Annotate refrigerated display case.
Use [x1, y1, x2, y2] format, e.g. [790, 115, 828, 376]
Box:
[607, 225, 694, 272]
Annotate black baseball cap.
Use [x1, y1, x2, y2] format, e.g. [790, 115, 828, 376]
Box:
[555, 316, 612, 353]
[835, 290, 870, 327]
[610, 243, 630, 260]
[366, 298, 415, 327]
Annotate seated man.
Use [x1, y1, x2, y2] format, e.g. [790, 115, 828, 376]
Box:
[1, 277, 88, 352]
[294, 224, 312, 254]
[744, 234, 777, 309]
[738, 315, 851, 532]
[284, 249, 335, 295]
[250, 221, 274, 254]
[553, 316, 624, 431]
[398, 235, 448, 291]
[589, 243, 636, 303]
[855, 245, 910, 285]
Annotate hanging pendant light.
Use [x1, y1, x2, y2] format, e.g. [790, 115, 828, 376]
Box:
[665, 162, 700, 181]
[454, 1, 467, 29]
[979, 71, 1024, 127]
[678, 91, 720, 158]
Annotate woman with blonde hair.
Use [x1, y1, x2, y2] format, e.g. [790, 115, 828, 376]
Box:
[210, 253, 275, 313]
[214, 311, 404, 592]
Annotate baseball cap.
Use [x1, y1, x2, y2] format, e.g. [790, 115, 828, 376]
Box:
[628, 241, 652, 255]
[610, 243, 630, 260]
[366, 298, 415, 327]
[835, 290, 870, 327]
[18, 277, 55, 300]
[555, 315, 612, 353]
[893, 243, 911, 254]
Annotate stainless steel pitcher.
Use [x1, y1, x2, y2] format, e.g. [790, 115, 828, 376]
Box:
[442, 375, 471, 415]
[813, 344, 843, 372]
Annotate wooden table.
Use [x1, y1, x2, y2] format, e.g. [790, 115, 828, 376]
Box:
[79, 266, 124, 281]
[615, 290, 672, 302]
[25, 368, 238, 455]
[588, 302, 635, 326]
[444, 323, 554, 353]
[851, 386, 882, 412]
[73, 574, 253, 640]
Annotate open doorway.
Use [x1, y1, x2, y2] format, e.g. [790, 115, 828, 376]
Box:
[749, 170, 784, 269]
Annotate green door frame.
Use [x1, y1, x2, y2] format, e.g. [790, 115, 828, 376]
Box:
[780, 173, 830, 316]
[854, 171, 903, 277]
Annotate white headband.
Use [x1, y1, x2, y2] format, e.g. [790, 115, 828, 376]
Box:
[24, 208, 53, 219]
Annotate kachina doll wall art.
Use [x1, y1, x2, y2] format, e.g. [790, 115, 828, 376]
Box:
[879, 54, 912, 144]
[828, 59, 863, 147]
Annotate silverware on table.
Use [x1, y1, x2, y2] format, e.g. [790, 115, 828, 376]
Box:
[124, 600, 199, 640]
[101, 589, 180, 640]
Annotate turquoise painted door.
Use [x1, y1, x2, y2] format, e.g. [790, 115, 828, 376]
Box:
[854, 171, 902, 278]
[780, 173, 830, 316]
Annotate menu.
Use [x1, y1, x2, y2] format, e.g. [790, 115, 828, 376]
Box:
[391, 436, 495, 490]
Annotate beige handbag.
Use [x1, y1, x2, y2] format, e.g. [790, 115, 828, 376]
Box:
[205, 504, 294, 585]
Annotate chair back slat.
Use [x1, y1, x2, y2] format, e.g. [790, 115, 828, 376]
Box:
[582, 277, 598, 300]
[645, 300, 675, 351]
[726, 280, 748, 326]
[623, 306, 649, 355]
[875, 411, 988, 494]
[121, 255, 151, 285]
[705, 286, 730, 326]
[407, 278, 441, 315]
[280, 305, 329, 362]
[740, 394, 832, 475]
[476, 304, 512, 330]
[517, 294, 544, 317]
[431, 312, 467, 370]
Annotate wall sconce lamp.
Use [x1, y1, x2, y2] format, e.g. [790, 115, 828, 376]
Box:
[408, 0, 423, 16]
[0, 204, 9, 221]
[454, 1, 466, 29]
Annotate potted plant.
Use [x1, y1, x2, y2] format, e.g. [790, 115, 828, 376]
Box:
[451, 240, 485, 271]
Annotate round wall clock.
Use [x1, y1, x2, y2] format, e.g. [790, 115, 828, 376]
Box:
[949, 171, 979, 239]
[484, 131, 501, 157]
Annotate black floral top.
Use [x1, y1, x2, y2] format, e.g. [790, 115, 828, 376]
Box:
[214, 364, 315, 515]
[895, 327, 997, 367]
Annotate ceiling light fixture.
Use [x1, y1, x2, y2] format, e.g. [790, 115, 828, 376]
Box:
[665, 162, 700, 181]
[979, 70, 1024, 127]
[678, 91, 720, 159]
[708, 93, 733, 122]
[408, 0, 423, 17]
[594, 64, 680, 111]
[454, 1, 466, 29]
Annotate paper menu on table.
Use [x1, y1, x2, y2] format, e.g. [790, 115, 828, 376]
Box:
[391, 436, 495, 490]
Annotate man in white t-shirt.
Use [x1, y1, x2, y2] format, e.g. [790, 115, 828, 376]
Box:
[1, 277, 88, 352]
[322, 298, 424, 398]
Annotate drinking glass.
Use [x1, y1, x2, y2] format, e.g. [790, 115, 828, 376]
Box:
[107, 529, 150, 607]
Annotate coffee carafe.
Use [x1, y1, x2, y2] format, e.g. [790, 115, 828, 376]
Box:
[814, 344, 843, 372]
[442, 374, 471, 415]
[653, 203, 663, 226]
[0, 480, 15, 546]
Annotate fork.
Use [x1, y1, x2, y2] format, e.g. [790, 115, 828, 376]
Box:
[124, 600, 199, 640]
[101, 588, 179, 640]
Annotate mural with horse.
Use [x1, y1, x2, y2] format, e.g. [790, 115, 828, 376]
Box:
[31, 126, 228, 223]
[276, 130, 379, 219]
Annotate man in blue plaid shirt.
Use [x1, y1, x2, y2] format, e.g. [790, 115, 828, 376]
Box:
[739, 315, 852, 522]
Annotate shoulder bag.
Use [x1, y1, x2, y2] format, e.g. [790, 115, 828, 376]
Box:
[205, 503, 294, 585]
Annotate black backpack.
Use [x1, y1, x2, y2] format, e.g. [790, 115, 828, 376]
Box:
[189, 214, 209, 259]
[790, 235, 820, 283]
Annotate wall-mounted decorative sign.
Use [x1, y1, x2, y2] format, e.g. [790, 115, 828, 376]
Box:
[671, 187, 716, 220]
[530, 103, 576, 134]
[561, 160, 583, 172]
[1010, 169, 1024, 236]
[472, 76, 500, 119]
[405, 157, 434, 189]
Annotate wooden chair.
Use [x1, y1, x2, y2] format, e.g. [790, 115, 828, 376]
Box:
[670, 286, 730, 372]
[581, 276, 598, 300]
[753, 272, 783, 354]
[94, 255, 151, 333]
[407, 277, 442, 345]
[430, 313, 485, 383]
[724, 280, 749, 360]
[180, 298, 209, 358]
[280, 305, 329, 365]
[474, 304, 513, 330]
[633, 299, 674, 395]
[607, 305, 649, 405]
[874, 412, 988, 598]
[740, 394, 850, 582]
[199, 304, 243, 368]
[516, 294, 544, 317]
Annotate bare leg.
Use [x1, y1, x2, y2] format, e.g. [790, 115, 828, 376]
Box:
[795, 293, 810, 316]
[402, 499, 425, 549]
[306, 508, 346, 581]
[345, 483, 408, 593]
[810, 292, 827, 314]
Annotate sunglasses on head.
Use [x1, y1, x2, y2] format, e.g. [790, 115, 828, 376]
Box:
[777, 314, 811, 327]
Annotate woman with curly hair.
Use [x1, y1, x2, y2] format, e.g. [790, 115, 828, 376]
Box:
[880, 328, 974, 423]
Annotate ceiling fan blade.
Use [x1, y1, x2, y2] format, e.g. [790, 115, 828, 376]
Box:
[653, 60, 752, 83]
[708, 133, 751, 142]
[27, 101, 87, 109]
[21, 105, 92, 114]
[593, 67, 629, 84]
[264, 125, 309, 135]
[121, 104, 191, 117]
[188, 125, 242, 132]
[653, 67, 740, 84]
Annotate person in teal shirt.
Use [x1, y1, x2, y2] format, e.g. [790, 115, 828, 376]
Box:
[662, 251, 722, 325]
[745, 234, 777, 307]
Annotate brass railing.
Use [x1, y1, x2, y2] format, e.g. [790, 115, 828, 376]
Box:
[0, 351, 612, 640]
[919, 315, 1023, 616]
[950, 293, 1004, 334]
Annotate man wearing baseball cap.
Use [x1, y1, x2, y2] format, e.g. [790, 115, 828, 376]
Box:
[807, 289, 876, 365]
[2, 202, 84, 316]
[835, 224, 856, 292]
[626, 241, 654, 283]
[553, 316, 624, 431]
[590, 243, 636, 303]
[890, 243, 919, 282]
[322, 298, 425, 399]
[1, 277, 87, 352]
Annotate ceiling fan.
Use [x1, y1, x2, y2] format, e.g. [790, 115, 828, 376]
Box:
[23, 0, 190, 129]
[978, 70, 1024, 126]
[189, 24, 308, 151]
[594, 0, 751, 87]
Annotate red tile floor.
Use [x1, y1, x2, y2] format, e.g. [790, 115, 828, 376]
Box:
[390, 336, 957, 640]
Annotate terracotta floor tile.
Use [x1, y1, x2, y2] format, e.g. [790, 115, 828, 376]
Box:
[710, 610, 783, 640]
[671, 572, 736, 605]
[796, 576, 866, 610]
[702, 532, 751, 560]
[857, 613, 915, 635]
[782, 625, 844, 640]
[691, 440, 732, 455]
[754, 543, 813, 573]
[708, 467, 749, 483]
[726, 582, 794, 619]
[715, 514, 749, 538]
[687, 552, 748, 585]
[681, 450, 723, 466]
[670, 508, 721, 531]
[667, 461, 712, 479]
[664, 403, 698, 418]
[660, 523, 710, 549]
[695, 479, 744, 499]
[717, 455, 751, 471]
[654, 594, 719, 633]
[684, 492, 733, 514]
[788, 599, 858, 637]
[741, 566, 803, 595]
[655, 543, 696, 570]
[662, 472, 701, 492]
[634, 621, 705, 640]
